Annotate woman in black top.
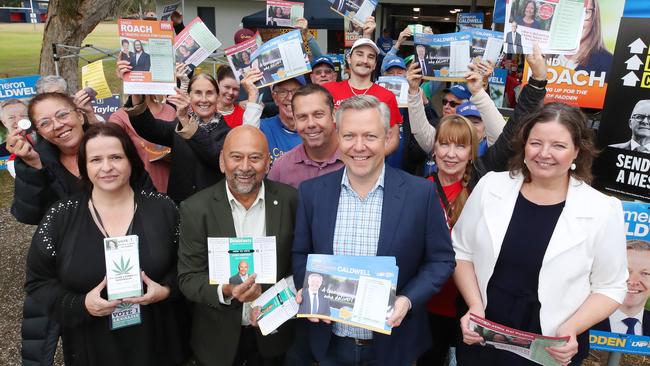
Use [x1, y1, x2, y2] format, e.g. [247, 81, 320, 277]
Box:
[25, 123, 189, 365]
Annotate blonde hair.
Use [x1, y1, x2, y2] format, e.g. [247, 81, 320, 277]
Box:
[434, 115, 479, 226]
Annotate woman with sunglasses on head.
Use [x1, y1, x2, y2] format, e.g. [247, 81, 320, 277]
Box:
[7, 92, 154, 225]
[25, 123, 189, 366]
[408, 46, 549, 366]
[118, 60, 231, 203]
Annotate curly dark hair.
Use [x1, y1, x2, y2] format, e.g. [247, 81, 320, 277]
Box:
[508, 102, 597, 183]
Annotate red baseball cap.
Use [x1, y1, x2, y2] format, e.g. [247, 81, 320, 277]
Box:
[234, 28, 256, 44]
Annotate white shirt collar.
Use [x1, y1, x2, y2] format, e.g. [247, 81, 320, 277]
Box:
[226, 181, 265, 211]
[610, 308, 644, 334]
[631, 139, 650, 151]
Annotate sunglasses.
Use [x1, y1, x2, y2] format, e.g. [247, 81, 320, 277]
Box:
[442, 99, 461, 108]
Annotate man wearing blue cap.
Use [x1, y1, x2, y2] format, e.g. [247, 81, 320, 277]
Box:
[456, 101, 488, 156]
[310, 56, 337, 85]
[381, 55, 407, 77]
[441, 84, 471, 117]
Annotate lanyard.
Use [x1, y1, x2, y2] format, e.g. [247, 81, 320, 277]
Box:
[90, 197, 138, 238]
[430, 172, 451, 211]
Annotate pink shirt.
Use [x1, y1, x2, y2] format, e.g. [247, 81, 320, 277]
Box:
[267, 144, 344, 189]
[109, 104, 177, 193]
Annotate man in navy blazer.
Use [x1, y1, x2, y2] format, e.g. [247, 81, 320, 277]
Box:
[291, 95, 454, 366]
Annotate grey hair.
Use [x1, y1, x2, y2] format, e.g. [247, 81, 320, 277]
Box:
[36, 75, 68, 94]
[335, 95, 391, 133]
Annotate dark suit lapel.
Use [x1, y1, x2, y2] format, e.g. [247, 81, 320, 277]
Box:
[377, 166, 405, 256]
[211, 181, 237, 237]
[264, 182, 282, 238]
[319, 170, 344, 255]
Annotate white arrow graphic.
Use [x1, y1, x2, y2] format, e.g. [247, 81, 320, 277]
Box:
[629, 38, 647, 54]
[625, 55, 644, 71]
[622, 71, 640, 87]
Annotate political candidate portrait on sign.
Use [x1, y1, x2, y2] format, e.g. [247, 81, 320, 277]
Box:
[228, 260, 251, 285]
[592, 240, 650, 336]
[609, 99, 650, 153]
[505, 21, 523, 54]
[298, 272, 331, 316]
[129, 40, 151, 72]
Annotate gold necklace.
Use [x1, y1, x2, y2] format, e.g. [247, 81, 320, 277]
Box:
[348, 81, 371, 96]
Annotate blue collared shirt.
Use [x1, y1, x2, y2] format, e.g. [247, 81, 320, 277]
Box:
[332, 165, 385, 339]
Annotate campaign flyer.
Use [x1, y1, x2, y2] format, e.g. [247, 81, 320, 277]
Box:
[414, 31, 472, 81]
[297, 254, 398, 334]
[252, 276, 299, 336]
[173, 17, 222, 68]
[462, 27, 504, 65]
[266, 0, 304, 28]
[81, 60, 112, 100]
[0, 75, 38, 101]
[118, 19, 176, 95]
[104, 235, 143, 300]
[330, 0, 378, 27]
[207, 236, 277, 284]
[469, 314, 569, 366]
[250, 30, 311, 88]
[225, 34, 262, 82]
[376, 76, 408, 108]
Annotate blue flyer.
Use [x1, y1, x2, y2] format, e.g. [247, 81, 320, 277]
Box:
[414, 32, 471, 81]
[0, 75, 39, 101]
[250, 29, 311, 88]
[297, 254, 398, 334]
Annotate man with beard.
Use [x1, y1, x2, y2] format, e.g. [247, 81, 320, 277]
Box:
[178, 125, 298, 366]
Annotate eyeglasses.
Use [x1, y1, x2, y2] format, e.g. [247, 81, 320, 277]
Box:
[585, 8, 595, 21]
[36, 109, 75, 130]
[631, 114, 650, 123]
[442, 98, 461, 108]
[273, 88, 299, 99]
[313, 69, 334, 76]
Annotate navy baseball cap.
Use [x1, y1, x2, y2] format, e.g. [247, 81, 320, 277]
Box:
[311, 56, 335, 69]
[456, 101, 481, 119]
[381, 55, 406, 74]
[272, 75, 306, 90]
[443, 84, 472, 101]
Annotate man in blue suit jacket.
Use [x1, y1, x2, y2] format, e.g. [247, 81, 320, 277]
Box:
[291, 95, 454, 366]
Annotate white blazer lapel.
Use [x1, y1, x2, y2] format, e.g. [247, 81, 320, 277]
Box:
[482, 174, 524, 258]
[542, 178, 592, 263]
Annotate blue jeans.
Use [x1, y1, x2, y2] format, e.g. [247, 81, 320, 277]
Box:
[319, 335, 377, 366]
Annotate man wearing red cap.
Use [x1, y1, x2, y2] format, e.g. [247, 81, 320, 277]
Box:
[322, 38, 402, 153]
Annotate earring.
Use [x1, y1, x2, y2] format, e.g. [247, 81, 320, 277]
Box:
[570, 162, 576, 171]
[523, 159, 527, 165]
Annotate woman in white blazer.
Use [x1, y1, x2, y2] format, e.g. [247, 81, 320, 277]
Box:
[452, 102, 628, 366]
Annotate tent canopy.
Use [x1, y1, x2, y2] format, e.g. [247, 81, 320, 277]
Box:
[242, 0, 343, 30]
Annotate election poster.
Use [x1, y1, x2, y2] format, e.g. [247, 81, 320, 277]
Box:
[462, 27, 504, 65]
[456, 12, 484, 31]
[521, 0, 626, 109]
[250, 30, 311, 88]
[118, 19, 176, 95]
[489, 68, 509, 107]
[297, 254, 398, 334]
[588, 202, 650, 361]
[252, 276, 299, 335]
[91, 94, 121, 121]
[173, 17, 222, 68]
[0, 75, 39, 101]
[81, 60, 112, 100]
[225, 34, 262, 82]
[376, 76, 408, 108]
[266, 0, 304, 28]
[330, 0, 378, 27]
[592, 17, 650, 201]
[157, 0, 181, 21]
[414, 32, 471, 81]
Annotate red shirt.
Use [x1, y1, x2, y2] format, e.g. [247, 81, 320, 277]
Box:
[222, 104, 245, 128]
[426, 176, 463, 317]
[322, 81, 402, 127]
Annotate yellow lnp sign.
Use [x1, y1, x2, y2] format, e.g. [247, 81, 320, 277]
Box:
[81, 60, 113, 100]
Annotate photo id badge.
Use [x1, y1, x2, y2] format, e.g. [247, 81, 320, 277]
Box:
[110, 303, 141, 330]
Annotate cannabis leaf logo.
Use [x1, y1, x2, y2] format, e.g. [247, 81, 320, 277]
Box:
[115, 302, 134, 311]
[112, 256, 133, 275]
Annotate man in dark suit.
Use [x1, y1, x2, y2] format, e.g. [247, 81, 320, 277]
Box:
[229, 261, 251, 285]
[291, 95, 455, 366]
[178, 126, 298, 366]
[298, 273, 331, 316]
[609, 100, 650, 152]
[129, 40, 151, 72]
[505, 21, 523, 54]
[416, 45, 430, 76]
[592, 240, 650, 336]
